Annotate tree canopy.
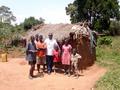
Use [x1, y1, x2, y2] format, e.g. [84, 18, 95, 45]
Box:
[0, 6, 16, 24]
[22, 16, 45, 30]
[66, 0, 120, 32]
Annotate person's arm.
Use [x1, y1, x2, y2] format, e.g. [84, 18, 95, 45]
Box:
[35, 42, 40, 51]
[77, 54, 82, 59]
[71, 54, 73, 62]
[69, 45, 72, 53]
[28, 49, 37, 53]
[26, 43, 29, 55]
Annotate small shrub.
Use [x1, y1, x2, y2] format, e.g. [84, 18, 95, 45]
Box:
[97, 36, 112, 46]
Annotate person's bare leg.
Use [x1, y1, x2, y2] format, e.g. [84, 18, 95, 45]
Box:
[68, 65, 71, 77]
[71, 65, 74, 76]
[53, 64, 56, 74]
[43, 64, 45, 72]
[75, 69, 79, 78]
[29, 64, 35, 79]
[64, 65, 67, 75]
[37, 64, 40, 73]
[75, 64, 79, 78]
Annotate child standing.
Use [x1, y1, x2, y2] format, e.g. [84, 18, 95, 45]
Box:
[53, 45, 61, 74]
[71, 49, 82, 78]
[62, 39, 72, 76]
[36, 35, 46, 74]
[26, 36, 37, 79]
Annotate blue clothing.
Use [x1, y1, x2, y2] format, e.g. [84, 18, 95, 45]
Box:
[46, 55, 53, 72]
[26, 42, 36, 61]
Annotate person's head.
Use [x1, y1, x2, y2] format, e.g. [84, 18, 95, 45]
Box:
[39, 35, 43, 42]
[35, 34, 39, 41]
[48, 33, 53, 40]
[64, 38, 69, 46]
[54, 45, 59, 51]
[72, 49, 77, 55]
[30, 36, 35, 43]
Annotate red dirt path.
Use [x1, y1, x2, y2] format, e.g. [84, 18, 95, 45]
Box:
[0, 58, 106, 90]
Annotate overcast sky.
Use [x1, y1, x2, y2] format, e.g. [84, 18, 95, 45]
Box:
[0, 0, 75, 24]
[0, 0, 119, 24]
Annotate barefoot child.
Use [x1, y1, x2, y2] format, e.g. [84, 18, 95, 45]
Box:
[53, 45, 60, 74]
[71, 49, 82, 78]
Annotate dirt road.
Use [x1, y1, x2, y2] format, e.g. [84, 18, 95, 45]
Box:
[0, 58, 106, 90]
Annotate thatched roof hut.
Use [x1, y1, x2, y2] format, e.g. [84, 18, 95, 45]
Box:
[26, 24, 97, 69]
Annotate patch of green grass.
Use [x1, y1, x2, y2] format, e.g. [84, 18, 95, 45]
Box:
[95, 36, 120, 90]
[95, 67, 120, 90]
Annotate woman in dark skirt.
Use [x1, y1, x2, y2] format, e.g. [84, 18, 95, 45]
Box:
[26, 36, 37, 79]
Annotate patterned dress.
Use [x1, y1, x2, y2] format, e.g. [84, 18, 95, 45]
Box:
[62, 44, 72, 65]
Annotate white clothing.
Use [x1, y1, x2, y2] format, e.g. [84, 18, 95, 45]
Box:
[71, 53, 81, 63]
[44, 38, 58, 56]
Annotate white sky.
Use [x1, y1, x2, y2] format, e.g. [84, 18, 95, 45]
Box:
[0, 0, 119, 24]
[0, 0, 74, 24]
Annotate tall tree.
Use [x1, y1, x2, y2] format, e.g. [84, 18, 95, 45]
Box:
[0, 6, 16, 24]
[66, 0, 120, 32]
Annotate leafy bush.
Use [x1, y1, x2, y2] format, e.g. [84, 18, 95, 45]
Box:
[97, 36, 112, 46]
[0, 22, 25, 50]
[93, 19, 102, 33]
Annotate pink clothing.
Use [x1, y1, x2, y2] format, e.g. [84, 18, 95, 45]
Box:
[62, 44, 72, 65]
[53, 50, 60, 62]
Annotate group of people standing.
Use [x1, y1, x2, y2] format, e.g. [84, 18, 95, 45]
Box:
[26, 33, 81, 79]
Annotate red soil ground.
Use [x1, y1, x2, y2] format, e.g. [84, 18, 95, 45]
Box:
[0, 58, 106, 90]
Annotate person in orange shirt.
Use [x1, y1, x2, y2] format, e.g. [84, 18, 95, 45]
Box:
[36, 35, 46, 74]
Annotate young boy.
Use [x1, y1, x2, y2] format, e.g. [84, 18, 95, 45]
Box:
[71, 49, 82, 78]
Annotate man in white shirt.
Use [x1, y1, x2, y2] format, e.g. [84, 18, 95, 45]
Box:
[44, 33, 59, 74]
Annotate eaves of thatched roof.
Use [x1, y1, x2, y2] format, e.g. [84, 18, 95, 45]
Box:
[26, 24, 78, 41]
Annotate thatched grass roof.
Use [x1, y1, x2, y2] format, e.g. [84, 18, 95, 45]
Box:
[26, 24, 77, 41]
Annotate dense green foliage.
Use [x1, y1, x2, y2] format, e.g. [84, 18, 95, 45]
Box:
[66, 0, 120, 32]
[0, 23, 12, 47]
[97, 36, 112, 45]
[95, 36, 120, 90]
[0, 23, 24, 49]
[23, 17, 45, 30]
